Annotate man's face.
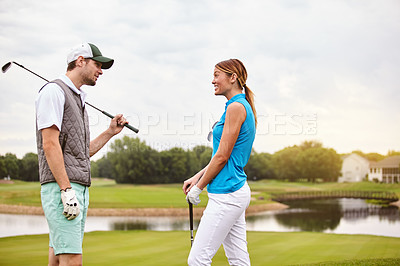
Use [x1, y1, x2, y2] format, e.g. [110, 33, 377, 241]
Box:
[81, 59, 103, 86]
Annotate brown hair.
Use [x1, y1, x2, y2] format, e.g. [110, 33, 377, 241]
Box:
[67, 58, 91, 71]
[215, 59, 257, 127]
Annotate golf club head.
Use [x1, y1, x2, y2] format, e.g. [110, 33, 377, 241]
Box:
[207, 121, 218, 142]
[2, 62, 12, 73]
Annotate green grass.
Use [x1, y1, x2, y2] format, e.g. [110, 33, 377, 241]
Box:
[0, 180, 41, 206]
[89, 182, 203, 208]
[1, 179, 400, 209]
[0, 231, 399, 265]
[1, 180, 400, 265]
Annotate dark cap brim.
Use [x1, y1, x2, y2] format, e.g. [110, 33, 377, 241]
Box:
[92, 56, 114, 69]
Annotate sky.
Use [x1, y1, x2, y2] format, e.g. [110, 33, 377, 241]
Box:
[0, 0, 399, 161]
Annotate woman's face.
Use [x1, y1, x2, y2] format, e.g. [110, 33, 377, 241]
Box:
[212, 67, 232, 96]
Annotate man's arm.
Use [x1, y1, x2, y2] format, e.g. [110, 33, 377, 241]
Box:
[42, 125, 71, 190]
[89, 114, 127, 157]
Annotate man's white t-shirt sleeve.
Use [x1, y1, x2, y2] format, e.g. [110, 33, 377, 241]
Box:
[35, 83, 65, 131]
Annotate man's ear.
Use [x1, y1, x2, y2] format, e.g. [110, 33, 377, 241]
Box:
[76, 56, 86, 67]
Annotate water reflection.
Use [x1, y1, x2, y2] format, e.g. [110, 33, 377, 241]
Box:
[274, 199, 342, 232]
[87, 216, 200, 232]
[247, 198, 400, 237]
[1, 198, 399, 238]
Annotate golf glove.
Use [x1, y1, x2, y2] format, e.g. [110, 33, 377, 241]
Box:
[186, 185, 202, 205]
[61, 188, 80, 220]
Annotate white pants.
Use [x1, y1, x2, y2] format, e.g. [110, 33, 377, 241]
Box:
[188, 182, 251, 266]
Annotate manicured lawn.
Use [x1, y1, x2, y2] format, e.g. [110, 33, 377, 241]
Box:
[0, 231, 399, 265]
[0, 179, 209, 208]
[1, 180, 400, 265]
[0, 180, 41, 206]
[1, 179, 399, 209]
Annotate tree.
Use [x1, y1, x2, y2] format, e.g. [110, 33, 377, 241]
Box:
[198, 146, 212, 169]
[272, 141, 342, 183]
[365, 153, 385, 162]
[0, 156, 7, 178]
[300, 140, 323, 150]
[190, 145, 212, 171]
[245, 151, 275, 180]
[90, 160, 99, 177]
[3, 153, 19, 179]
[107, 136, 161, 184]
[19, 152, 39, 181]
[297, 147, 341, 182]
[160, 148, 188, 183]
[351, 150, 384, 162]
[92, 156, 114, 178]
[272, 146, 302, 181]
[387, 150, 400, 157]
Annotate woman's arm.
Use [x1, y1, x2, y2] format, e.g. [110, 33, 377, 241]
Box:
[182, 164, 209, 195]
[196, 102, 246, 190]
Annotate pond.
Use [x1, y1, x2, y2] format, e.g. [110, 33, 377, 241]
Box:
[1, 198, 399, 238]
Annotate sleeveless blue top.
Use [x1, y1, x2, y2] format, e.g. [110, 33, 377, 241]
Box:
[207, 93, 256, 194]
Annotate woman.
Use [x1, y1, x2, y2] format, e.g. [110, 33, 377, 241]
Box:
[183, 59, 257, 266]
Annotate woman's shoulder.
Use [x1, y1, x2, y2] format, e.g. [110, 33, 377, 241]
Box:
[226, 101, 246, 113]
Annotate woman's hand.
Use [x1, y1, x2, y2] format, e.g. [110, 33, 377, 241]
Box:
[182, 176, 199, 195]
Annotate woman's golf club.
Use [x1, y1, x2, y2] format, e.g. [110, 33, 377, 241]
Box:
[2, 61, 139, 133]
[189, 202, 194, 247]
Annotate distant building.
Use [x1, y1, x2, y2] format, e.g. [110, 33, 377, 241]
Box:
[338, 153, 370, 183]
[369, 156, 400, 183]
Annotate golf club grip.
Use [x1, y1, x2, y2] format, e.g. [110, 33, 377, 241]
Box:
[102, 111, 139, 133]
[189, 203, 193, 230]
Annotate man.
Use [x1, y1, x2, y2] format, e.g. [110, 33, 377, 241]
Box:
[35, 43, 128, 266]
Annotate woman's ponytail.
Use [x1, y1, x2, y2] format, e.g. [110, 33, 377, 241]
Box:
[243, 84, 257, 127]
[216, 59, 257, 128]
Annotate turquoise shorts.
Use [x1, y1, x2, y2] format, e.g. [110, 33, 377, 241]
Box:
[41, 182, 89, 255]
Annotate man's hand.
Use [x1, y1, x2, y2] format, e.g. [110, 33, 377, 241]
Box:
[109, 114, 128, 135]
[61, 188, 80, 220]
[90, 114, 129, 157]
[186, 185, 202, 205]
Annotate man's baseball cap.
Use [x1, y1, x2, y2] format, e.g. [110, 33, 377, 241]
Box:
[67, 43, 114, 69]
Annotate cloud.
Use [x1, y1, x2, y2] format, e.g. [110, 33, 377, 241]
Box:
[0, 0, 399, 160]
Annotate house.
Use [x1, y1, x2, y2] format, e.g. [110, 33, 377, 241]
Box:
[369, 155, 400, 183]
[338, 153, 370, 183]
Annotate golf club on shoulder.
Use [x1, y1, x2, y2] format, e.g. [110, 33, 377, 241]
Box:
[2, 61, 139, 133]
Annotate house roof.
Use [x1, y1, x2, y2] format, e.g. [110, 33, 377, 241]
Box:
[370, 156, 400, 168]
[342, 153, 369, 165]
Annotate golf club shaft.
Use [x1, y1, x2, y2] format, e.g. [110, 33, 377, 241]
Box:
[189, 202, 194, 246]
[85, 102, 139, 133]
[3, 61, 139, 133]
[11, 62, 50, 82]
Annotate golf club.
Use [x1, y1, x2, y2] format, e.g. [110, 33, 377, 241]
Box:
[189, 202, 194, 247]
[207, 121, 218, 142]
[2, 61, 139, 133]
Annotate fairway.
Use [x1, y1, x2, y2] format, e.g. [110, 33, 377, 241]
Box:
[1, 179, 399, 210]
[0, 231, 400, 265]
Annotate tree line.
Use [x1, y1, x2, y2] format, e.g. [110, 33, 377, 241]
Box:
[0, 152, 39, 181]
[2, 137, 399, 184]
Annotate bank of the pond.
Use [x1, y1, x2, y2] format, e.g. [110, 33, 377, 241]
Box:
[0, 202, 288, 217]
